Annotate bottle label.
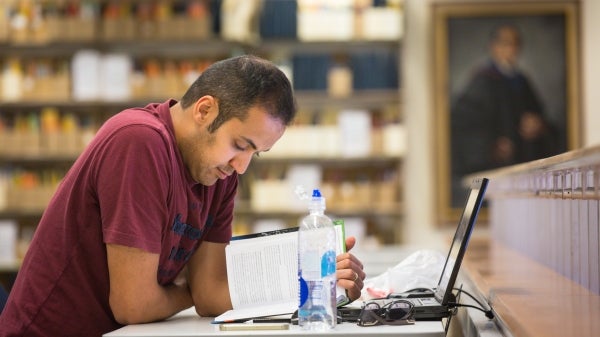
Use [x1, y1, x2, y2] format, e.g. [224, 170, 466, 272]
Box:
[298, 250, 336, 307]
[300, 250, 319, 279]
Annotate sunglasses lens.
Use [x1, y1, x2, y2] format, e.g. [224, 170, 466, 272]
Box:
[387, 301, 412, 320]
[358, 303, 381, 326]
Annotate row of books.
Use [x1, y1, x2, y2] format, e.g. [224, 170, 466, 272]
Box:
[0, 166, 399, 213]
[249, 165, 400, 213]
[0, 0, 403, 44]
[292, 52, 399, 91]
[0, 108, 96, 157]
[0, 105, 403, 159]
[0, 0, 212, 43]
[0, 51, 398, 102]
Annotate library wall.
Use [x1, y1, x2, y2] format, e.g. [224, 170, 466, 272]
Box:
[0, 0, 405, 276]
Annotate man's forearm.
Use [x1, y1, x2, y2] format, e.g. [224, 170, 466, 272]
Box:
[107, 243, 196, 324]
[111, 281, 194, 325]
[186, 241, 232, 317]
[192, 280, 233, 317]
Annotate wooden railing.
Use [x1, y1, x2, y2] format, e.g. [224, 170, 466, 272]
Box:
[478, 146, 600, 294]
[461, 146, 600, 337]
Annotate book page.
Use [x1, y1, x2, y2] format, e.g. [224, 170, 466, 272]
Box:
[227, 231, 298, 308]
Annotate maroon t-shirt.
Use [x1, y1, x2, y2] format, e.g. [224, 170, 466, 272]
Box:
[0, 100, 237, 336]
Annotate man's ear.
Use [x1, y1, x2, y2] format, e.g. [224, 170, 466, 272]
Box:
[192, 95, 216, 125]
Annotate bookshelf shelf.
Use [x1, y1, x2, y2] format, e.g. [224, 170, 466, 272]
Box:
[295, 90, 401, 110]
[0, 89, 399, 111]
[233, 205, 403, 219]
[252, 155, 401, 167]
[0, 156, 76, 168]
[0, 154, 401, 165]
[0, 39, 399, 58]
[0, 209, 45, 219]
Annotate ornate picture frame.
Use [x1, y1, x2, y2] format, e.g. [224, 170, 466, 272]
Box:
[433, 2, 581, 224]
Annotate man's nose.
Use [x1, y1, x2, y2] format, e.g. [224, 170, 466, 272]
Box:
[229, 152, 253, 175]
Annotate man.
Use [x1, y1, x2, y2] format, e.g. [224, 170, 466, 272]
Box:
[0, 55, 365, 336]
[450, 24, 558, 205]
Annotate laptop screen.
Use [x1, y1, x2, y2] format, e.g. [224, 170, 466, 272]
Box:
[434, 177, 488, 304]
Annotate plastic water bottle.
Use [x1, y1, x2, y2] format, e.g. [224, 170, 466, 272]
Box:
[297, 189, 337, 330]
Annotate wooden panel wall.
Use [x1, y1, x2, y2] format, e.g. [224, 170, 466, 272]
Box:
[483, 151, 600, 295]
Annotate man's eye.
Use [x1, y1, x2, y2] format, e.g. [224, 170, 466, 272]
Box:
[234, 143, 245, 151]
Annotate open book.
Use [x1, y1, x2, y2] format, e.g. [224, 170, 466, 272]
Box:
[212, 222, 348, 323]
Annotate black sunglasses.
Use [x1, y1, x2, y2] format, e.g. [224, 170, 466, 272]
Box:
[357, 300, 415, 327]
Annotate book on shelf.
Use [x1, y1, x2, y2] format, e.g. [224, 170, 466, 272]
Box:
[212, 221, 348, 324]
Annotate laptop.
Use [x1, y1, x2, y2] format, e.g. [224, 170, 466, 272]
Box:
[340, 177, 489, 321]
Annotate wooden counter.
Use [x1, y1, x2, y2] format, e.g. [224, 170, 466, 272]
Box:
[461, 236, 600, 337]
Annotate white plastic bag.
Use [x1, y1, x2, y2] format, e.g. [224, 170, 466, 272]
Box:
[361, 249, 447, 300]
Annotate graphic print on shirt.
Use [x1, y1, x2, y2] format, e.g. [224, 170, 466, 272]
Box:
[158, 212, 217, 283]
[158, 214, 201, 282]
[169, 214, 201, 262]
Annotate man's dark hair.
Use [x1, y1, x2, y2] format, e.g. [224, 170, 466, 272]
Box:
[180, 55, 297, 132]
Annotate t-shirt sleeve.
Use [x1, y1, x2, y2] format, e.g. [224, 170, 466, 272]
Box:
[95, 124, 172, 253]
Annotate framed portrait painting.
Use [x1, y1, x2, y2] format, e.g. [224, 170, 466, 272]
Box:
[433, 2, 581, 224]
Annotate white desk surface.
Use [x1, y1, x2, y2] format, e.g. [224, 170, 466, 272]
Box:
[104, 308, 445, 337]
[105, 245, 448, 337]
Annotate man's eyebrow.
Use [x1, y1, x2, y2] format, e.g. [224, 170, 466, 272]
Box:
[241, 136, 258, 151]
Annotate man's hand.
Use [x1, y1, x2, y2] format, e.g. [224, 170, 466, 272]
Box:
[519, 112, 546, 140]
[336, 236, 365, 301]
